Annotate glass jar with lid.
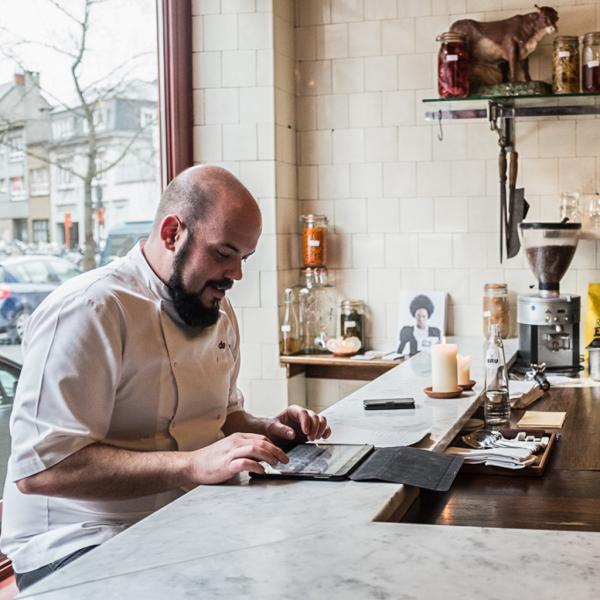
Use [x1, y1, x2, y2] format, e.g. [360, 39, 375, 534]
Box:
[340, 299, 366, 351]
[300, 214, 328, 268]
[553, 35, 580, 93]
[296, 267, 339, 354]
[435, 32, 470, 98]
[483, 283, 509, 339]
[582, 32, 600, 92]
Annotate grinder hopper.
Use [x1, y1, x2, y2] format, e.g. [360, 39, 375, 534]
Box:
[520, 222, 581, 297]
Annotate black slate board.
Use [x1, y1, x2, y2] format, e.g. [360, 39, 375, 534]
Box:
[349, 446, 463, 492]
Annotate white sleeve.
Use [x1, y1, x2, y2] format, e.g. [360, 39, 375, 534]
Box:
[224, 301, 244, 415]
[9, 293, 123, 481]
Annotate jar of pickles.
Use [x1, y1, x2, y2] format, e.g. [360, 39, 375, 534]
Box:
[483, 283, 509, 339]
[583, 32, 600, 92]
[300, 214, 328, 268]
[340, 299, 365, 351]
[553, 35, 580, 93]
[436, 32, 470, 98]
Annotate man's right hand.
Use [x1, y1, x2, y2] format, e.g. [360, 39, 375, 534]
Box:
[186, 433, 289, 485]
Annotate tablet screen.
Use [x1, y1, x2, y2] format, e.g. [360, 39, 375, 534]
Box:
[262, 443, 373, 477]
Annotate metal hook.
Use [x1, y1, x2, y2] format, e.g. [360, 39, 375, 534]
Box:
[437, 110, 443, 141]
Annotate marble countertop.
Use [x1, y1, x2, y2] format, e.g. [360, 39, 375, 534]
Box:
[19, 337, 600, 599]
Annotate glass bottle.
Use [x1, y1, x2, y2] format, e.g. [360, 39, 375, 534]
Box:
[280, 288, 300, 355]
[296, 267, 339, 354]
[552, 35, 580, 94]
[300, 214, 328, 268]
[483, 324, 511, 429]
[436, 32, 470, 98]
[482, 283, 509, 339]
[582, 32, 600, 92]
[340, 299, 366, 351]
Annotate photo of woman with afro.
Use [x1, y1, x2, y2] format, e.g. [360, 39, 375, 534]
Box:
[397, 294, 442, 356]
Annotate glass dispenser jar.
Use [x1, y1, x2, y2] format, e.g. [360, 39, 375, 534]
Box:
[296, 267, 339, 354]
[300, 214, 328, 268]
[582, 32, 600, 92]
[435, 32, 470, 98]
[340, 299, 366, 351]
[553, 35, 580, 93]
[483, 283, 509, 339]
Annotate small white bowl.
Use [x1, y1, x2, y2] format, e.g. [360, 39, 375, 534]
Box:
[326, 336, 362, 356]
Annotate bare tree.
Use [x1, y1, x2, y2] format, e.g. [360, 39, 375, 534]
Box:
[0, 0, 156, 270]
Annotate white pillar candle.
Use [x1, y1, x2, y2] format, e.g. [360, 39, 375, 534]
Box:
[457, 354, 472, 386]
[431, 343, 458, 392]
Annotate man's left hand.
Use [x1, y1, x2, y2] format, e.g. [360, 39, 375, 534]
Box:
[265, 405, 331, 445]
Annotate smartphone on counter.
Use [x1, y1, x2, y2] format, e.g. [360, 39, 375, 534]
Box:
[363, 398, 415, 410]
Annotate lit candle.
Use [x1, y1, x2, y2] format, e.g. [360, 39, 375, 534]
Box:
[431, 343, 458, 392]
[457, 354, 471, 386]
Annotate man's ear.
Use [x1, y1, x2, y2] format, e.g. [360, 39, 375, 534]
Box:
[159, 215, 183, 251]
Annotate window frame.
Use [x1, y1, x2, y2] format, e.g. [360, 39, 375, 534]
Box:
[157, 0, 193, 188]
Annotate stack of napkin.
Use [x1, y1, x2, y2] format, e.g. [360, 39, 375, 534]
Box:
[445, 446, 537, 469]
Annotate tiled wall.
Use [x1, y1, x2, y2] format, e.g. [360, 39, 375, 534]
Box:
[295, 0, 600, 354]
[193, 0, 600, 414]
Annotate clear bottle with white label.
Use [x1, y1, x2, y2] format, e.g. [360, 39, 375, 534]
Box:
[483, 324, 511, 428]
[280, 288, 301, 355]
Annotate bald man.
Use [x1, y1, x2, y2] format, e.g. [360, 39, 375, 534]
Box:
[2, 166, 330, 592]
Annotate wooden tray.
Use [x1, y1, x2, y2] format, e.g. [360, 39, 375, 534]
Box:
[459, 428, 557, 477]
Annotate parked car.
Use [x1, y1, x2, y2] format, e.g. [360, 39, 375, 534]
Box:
[0, 256, 81, 343]
[0, 353, 21, 492]
[100, 221, 153, 266]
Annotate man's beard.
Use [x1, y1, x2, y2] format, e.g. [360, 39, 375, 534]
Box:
[166, 237, 232, 328]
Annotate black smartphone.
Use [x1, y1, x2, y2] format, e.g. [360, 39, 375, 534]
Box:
[363, 398, 415, 410]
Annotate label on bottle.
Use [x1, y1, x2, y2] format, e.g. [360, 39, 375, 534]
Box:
[587, 60, 600, 68]
[281, 325, 291, 333]
[344, 321, 357, 329]
[558, 50, 570, 58]
[483, 310, 491, 318]
[446, 54, 458, 62]
[485, 348, 500, 368]
[308, 240, 320, 247]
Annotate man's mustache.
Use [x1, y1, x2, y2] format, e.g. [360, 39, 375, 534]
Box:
[206, 278, 234, 290]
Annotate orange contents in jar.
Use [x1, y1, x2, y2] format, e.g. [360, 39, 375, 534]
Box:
[301, 215, 328, 267]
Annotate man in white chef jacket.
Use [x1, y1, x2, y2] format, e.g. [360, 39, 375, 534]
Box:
[1, 165, 331, 592]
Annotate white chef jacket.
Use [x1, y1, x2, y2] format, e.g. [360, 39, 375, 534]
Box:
[1, 243, 245, 573]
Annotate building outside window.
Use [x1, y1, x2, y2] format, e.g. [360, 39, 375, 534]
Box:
[52, 117, 74, 140]
[0, 178, 6, 194]
[140, 107, 155, 129]
[32, 219, 50, 243]
[30, 167, 49, 196]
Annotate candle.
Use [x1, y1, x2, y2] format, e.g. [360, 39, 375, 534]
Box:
[457, 354, 471, 386]
[431, 343, 458, 392]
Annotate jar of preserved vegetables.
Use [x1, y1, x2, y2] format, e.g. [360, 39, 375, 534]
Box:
[436, 32, 470, 98]
[583, 32, 600, 92]
[300, 214, 328, 268]
[340, 299, 365, 351]
[483, 283, 509, 339]
[553, 35, 580, 93]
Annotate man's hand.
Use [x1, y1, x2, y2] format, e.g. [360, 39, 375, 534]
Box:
[265, 405, 331, 445]
[186, 432, 289, 485]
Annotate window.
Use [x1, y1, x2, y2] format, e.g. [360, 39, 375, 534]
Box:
[49, 259, 80, 282]
[32, 219, 50, 243]
[52, 117, 74, 140]
[7, 133, 24, 161]
[82, 107, 108, 134]
[56, 157, 74, 189]
[10, 176, 25, 199]
[30, 168, 49, 195]
[94, 149, 106, 184]
[12, 219, 28, 242]
[140, 107, 156, 129]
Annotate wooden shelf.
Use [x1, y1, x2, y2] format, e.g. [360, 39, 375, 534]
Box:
[280, 354, 403, 380]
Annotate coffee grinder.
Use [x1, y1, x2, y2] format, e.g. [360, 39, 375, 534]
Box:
[516, 222, 582, 375]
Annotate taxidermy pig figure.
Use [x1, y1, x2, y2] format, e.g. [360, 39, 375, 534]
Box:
[450, 5, 559, 86]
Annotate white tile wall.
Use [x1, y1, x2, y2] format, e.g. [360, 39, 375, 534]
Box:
[194, 1, 600, 411]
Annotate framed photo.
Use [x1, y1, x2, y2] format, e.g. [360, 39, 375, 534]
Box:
[397, 291, 448, 356]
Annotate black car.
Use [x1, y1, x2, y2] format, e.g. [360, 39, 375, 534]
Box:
[0, 256, 81, 343]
